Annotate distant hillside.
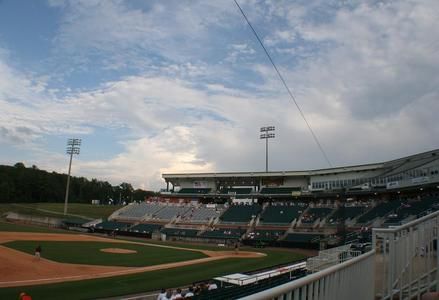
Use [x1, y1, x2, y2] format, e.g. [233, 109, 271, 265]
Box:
[0, 163, 154, 203]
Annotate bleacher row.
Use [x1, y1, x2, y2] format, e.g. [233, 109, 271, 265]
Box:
[97, 197, 438, 245]
[113, 198, 439, 227]
[116, 202, 224, 222]
[92, 221, 322, 245]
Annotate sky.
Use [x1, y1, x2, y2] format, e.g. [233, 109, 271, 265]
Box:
[0, 0, 438, 190]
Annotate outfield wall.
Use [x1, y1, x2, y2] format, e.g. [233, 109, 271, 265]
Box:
[5, 212, 62, 227]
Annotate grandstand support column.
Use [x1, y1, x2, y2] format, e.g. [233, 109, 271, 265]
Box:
[166, 181, 169, 192]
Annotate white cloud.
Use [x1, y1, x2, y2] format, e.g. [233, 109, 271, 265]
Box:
[1, 0, 439, 191]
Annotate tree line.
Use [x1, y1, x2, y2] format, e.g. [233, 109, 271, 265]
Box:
[0, 163, 155, 204]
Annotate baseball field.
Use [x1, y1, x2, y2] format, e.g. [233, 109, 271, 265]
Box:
[0, 221, 307, 300]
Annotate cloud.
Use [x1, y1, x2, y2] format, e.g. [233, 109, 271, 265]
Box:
[1, 0, 439, 190]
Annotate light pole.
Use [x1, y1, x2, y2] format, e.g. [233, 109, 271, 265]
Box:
[260, 126, 275, 172]
[64, 138, 81, 215]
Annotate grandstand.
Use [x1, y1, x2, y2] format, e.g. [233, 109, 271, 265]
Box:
[115, 202, 163, 220]
[301, 207, 333, 223]
[258, 203, 306, 225]
[162, 149, 439, 197]
[356, 200, 401, 224]
[179, 205, 224, 223]
[219, 204, 261, 224]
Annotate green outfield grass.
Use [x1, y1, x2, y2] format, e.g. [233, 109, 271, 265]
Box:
[0, 247, 304, 300]
[0, 203, 122, 220]
[4, 240, 206, 267]
[0, 221, 75, 234]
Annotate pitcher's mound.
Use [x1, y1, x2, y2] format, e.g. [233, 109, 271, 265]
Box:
[100, 248, 137, 254]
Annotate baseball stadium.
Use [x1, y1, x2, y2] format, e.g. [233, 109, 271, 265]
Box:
[1, 148, 438, 299]
[1, 1, 439, 300]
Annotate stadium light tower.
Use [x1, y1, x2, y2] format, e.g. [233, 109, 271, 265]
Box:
[64, 138, 81, 215]
[260, 126, 275, 172]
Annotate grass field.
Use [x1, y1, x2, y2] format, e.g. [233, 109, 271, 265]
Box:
[0, 203, 122, 220]
[0, 220, 307, 299]
[0, 221, 75, 234]
[0, 247, 303, 300]
[4, 240, 206, 267]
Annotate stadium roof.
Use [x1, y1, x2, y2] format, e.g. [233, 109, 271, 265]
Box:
[162, 149, 438, 180]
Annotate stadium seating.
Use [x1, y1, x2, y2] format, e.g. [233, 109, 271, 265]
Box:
[117, 202, 163, 219]
[301, 207, 334, 224]
[178, 188, 211, 194]
[328, 206, 367, 224]
[357, 200, 401, 224]
[200, 228, 245, 239]
[384, 197, 438, 225]
[161, 227, 199, 237]
[259, 204, 306, 225]
[260, 187, 301, 194]
[180, 205, 224, 223]
[152, 205, 190, 221]
[192, 271, 306, 300]
[220, 204, 261, 223]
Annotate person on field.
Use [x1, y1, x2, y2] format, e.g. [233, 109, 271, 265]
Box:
[19, 292, 32, 300]
[34, 245, 42, 260]
[234, 241, 240, 254]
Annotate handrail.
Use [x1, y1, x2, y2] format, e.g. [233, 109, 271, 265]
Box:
[239, 250, 375, 300]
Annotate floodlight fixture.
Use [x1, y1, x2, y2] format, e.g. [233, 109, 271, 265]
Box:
[260, 126, 275, 172]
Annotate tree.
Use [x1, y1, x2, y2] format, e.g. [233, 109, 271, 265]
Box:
[14, 162, 25, 168]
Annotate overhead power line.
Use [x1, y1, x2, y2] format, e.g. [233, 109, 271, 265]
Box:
[234, 0, 333, 168]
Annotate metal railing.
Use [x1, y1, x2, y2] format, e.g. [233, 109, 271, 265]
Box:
[306, 244, 362, 273]
[239, 250, 375, 300]
[239, 211, 439, 300]
[373, 210, 439, 299]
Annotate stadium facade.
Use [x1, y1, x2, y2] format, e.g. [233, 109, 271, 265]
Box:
[162, 149, 439, 198]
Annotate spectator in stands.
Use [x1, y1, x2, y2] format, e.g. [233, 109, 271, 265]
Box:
[208, 281, 218, 290]
[157, 288, 167, 300]
[163, 290, 173, 300]
[171, 288, 183, 300]
[184, 287, 194, 298]
[422, 292, 439, 300]
[19, 292, 32, 300]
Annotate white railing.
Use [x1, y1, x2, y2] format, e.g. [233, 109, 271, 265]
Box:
[239, 250, 375, 300]
[373, 210, 439, 300]
[306, 244, 362, 273]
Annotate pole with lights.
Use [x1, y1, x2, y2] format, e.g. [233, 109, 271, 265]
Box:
[260, 126, 275, 172]
[64, 138, 81, 215]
